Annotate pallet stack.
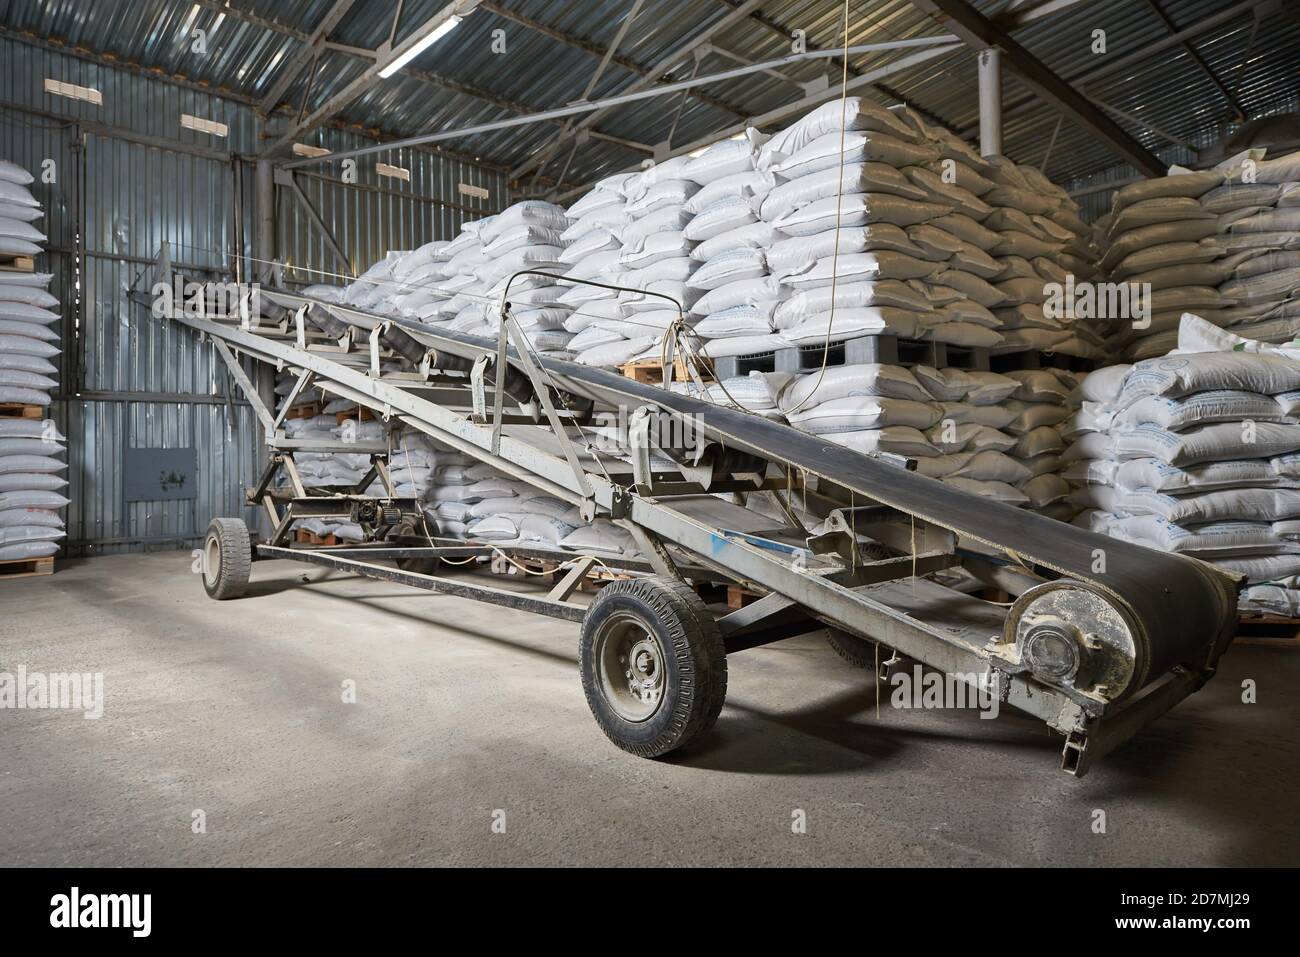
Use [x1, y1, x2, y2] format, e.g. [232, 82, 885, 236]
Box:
[1066, 314, 1300, 620]
[0, 158, 63, 577]
[1096, 145, 1300, 362]
[298, 99, 1110, 515]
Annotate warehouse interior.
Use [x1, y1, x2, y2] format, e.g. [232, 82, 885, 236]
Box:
[2, 0, 1300, 868]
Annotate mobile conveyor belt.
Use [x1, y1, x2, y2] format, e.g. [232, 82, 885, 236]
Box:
[161, 278, 1241, 776]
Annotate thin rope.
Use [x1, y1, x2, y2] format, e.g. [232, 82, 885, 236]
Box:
[771, 0, 853, 419]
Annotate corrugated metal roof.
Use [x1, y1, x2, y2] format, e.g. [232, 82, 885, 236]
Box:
[4, 0, 1298, 194]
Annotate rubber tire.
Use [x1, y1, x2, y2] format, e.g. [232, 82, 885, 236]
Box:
[393, 519, 441, 576]
[826, 627, 876, 669]
[203, 518, 252, 600]
[396, 556, 441, 576]
[580, 576, 727, 759]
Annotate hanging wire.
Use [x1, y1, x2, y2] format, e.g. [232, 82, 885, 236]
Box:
[769, 0, 853, 419]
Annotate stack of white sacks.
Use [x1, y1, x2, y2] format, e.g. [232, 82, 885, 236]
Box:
[423, 455, 627, 552]
[289, 98, 1115, 512]
[301, 201, 576, 349]
[1065, 313, 1300, 615]
[755, 361, 1073, 508]
[1099, 146, 1300, 361]
[274, 413, 639, 555]
[297, 98, 1102, 380]
[0, 158, 66, 562]
[745, 98, 1101, 359]
[560, 157, 710, 366]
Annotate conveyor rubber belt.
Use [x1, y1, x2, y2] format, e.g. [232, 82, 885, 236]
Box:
[369, 311, 1238, 689]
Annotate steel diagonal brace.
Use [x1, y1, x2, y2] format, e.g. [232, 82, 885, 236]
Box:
[212, 339, 276, 434]
[494, 305, 594, 505]
[271, 368, 316, 433]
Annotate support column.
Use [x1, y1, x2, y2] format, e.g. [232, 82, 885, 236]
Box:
[253, 158, 279, 537]
[255, 158, 276, 285]
[978, 47, 1002, 158]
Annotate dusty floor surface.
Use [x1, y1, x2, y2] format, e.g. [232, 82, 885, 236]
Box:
[1, 551, 1295, 866]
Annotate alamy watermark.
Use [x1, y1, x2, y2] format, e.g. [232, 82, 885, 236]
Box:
[890, 665, 1002, 719]
[1043, 275, 1152, 329]
[50, 887, 150, 937]
[151, 277, 261, 321]
[0, 667, 103, 719]
[590, 405, 706, 457]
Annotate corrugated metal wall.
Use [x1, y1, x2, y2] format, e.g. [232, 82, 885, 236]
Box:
[277, 127, 502, 286]
[0, 34, 504, 556]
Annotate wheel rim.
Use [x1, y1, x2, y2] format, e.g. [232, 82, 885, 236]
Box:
[594, 611, 666, 722]
[204, 534, 221, 587]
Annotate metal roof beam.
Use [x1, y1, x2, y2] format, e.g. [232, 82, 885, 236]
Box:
[960, 0, 1272, 139]
[713, 0, 964, 137]
[264, 1, 470, 157]
[548, 40, 963, 202]
[1140, 0, 1248, 121]
[908, 0, 1165, 176]
[256, 0, 357, 116]
[509, 0, 769, 181]
[994, 0, 1091, 30]
[516, 0, 648, 185]
[477, 0, 746, 122]
[281, 37, 960, 172]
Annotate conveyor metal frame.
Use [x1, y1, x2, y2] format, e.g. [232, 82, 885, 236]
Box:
[158, 277, 1241, 777]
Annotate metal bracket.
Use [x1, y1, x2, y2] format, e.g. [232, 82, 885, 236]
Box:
[628, 405, 655, 489]
[618, 521, 681, 581]
[470, 354, 490, 423]
[369, 324, 383, 377]
[608, 485, 632, 521]
[294, 305, 308, 350]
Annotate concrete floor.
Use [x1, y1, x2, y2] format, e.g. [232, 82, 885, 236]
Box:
[1, 551, 1297, 867]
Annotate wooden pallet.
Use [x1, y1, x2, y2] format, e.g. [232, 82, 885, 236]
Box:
[283, 401, 321, 420]
[618, 357, 710, 385]
[489, 553, 560, 583]
[578, 565, 636, 593]
[709, 335, 1100, 381]
[0, 255, 36, 273]
[0, 556, 54, 579]
[989, 349, 1099, 374]
[0, 403, 44, 419]
[1235, 615, 1300, 646]
[295, 529, 340, 546]
[334, 406, 375, 425]
[725, 584, 762, 610]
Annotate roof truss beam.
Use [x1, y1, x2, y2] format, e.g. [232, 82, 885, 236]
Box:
[908, 0, 1165, 176]
[256, 0, 357, 116]
[478, 0, 746, 123]
[509, 0, 769, 181]
[1140, 0, 1248, 121]
[714, 0, 964, 137]
[960, 0, 1271, 139]
[264, 1, 468, 157]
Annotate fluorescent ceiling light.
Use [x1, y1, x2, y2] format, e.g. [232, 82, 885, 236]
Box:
[181, 114, 228, 137]
[378, 15, 462, 78]
[376, 162, 411, 182]
[292, 143, 332, 158]
[45, 79, 102, 105]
